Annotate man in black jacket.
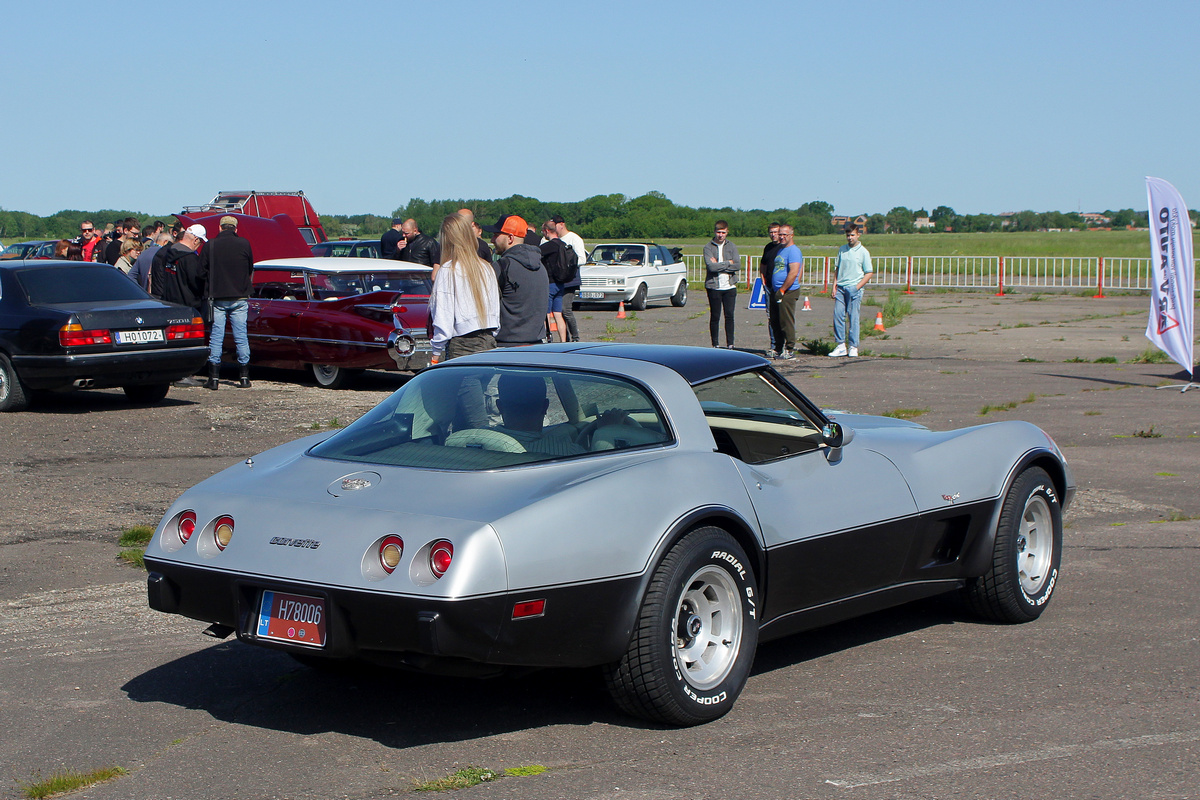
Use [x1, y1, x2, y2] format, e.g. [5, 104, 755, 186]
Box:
[150, 224, 206, 310]
[396, 219, 440, 268]
[199, 216, 255, 389]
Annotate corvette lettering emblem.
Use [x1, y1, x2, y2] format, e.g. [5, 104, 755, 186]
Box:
[341, 477, 372, 491]
[942, 493, 960, 503]
[269, 537, 321, 550]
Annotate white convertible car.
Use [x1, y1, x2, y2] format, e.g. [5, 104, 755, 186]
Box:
[577, 243, 688, 310]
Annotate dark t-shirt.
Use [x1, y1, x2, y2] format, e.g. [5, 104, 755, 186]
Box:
[380, 228, 405, 259]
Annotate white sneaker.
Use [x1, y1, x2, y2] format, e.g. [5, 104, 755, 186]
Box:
[828, 342, 847, 357]
[848, 346, 858, 357]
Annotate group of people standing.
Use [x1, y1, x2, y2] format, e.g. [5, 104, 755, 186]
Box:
[704, 219, 874, 359]
[426, 210, 585, 364]
[60, 217, 254, 389]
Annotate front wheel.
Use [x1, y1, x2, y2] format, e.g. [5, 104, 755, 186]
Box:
[605, 527, 758, 726]
[964, 466, 1062, 623]
[628, 283, 648, 311]
[670, 280, 688, 307]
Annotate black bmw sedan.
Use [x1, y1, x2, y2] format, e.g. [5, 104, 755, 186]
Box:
[0, 260, 208, 411]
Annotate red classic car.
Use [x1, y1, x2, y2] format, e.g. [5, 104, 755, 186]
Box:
[230, 257, 432, 388]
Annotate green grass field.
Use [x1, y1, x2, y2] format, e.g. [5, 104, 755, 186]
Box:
[663, 229, 1154, 259]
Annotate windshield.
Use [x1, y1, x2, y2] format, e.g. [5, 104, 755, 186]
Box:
[309, 271, 431, 300]
[310, 364, 671, 470]
[693, 370, 824, 464]
[588, 245, 646, 265]
[17, 265, 150, 304]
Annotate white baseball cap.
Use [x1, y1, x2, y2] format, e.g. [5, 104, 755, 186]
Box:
[185, 224, 208, 242]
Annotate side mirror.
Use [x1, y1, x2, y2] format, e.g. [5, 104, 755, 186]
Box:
[821, 422, 854, 449]
[653, 259, 663, 267]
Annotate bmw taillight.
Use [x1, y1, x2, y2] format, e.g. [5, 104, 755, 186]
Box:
[59, 323, 112, 346]
[429, 540, 453, 578]
[177, 510, 197, 544]
[379, 535, 404, 574]
[166, 317, 206, 340]
[214, 516, 234, 550]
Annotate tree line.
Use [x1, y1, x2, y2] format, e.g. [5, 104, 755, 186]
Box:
[1, 195, 1172, 242]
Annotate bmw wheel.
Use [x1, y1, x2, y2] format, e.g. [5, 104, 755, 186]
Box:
[964, 466, 1062, 623]
[0, 353, 30, 412]
[606, 527, 758, 725]
[629, 283, 648, 312]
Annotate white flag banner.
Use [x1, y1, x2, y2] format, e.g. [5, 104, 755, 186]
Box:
[1144, 177, 1195, 378]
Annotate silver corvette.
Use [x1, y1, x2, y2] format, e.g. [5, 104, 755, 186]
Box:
[145, 344, 1074, 726]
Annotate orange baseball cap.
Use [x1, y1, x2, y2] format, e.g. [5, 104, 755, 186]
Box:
[481, 214, 528, 238]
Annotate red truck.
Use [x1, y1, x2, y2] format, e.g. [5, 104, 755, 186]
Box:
[181, 190, 328, 246]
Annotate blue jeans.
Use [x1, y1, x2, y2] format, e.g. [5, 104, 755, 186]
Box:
[208, 298, 250, 365]
[833, 285, 862, 348]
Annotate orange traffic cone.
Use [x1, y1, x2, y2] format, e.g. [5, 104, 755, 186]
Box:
[801, 296, 812, 312]
[873, 311, 886, 331]
[616, 301, 626, 319]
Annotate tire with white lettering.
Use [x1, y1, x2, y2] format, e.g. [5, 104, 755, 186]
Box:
[605, 527, 758, 726]
[964, 466, 1062, 623]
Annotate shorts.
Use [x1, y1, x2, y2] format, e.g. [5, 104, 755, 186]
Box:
[547, 282, 568, 313]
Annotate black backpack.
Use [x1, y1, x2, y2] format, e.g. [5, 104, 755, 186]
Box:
[543, 239, 578, 283]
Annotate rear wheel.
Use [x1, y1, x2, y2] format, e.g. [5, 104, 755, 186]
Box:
[670, 280, 688, 307]
[311, 363, 354, 389]
[964, 466, 1062, 623]
[629, 283, 648, 311]
[0, 354, 30, 412]
[605, 527, 758, 725]
[122, 383, 170, 405]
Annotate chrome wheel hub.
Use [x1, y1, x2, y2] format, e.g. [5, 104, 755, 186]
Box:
[673, 565, 742, 690]
[1017, 495, 1053, 595]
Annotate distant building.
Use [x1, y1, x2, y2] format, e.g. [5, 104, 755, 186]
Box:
[913, 216, 934, 229]
[1081, 213, 1111, 226]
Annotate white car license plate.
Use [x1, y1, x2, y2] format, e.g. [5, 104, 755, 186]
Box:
[578, 291, 604, 300]
[116, 329, 165, 344]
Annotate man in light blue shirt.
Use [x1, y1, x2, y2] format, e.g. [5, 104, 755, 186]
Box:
[829, 222, 873, 357]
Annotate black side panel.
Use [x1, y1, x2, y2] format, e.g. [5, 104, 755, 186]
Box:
[761, 516, 918, 623]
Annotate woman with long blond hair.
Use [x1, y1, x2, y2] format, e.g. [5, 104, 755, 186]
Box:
[429, 213, 499, 362]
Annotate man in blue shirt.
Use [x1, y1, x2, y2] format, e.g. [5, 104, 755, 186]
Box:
[829, 221, 874, 357]
[768, 225, 803, 359]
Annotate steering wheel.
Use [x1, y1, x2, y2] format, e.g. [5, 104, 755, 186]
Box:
[445, 429, 527, 453]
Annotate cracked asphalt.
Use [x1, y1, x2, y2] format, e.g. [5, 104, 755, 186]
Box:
[1, 290, 1196, 800]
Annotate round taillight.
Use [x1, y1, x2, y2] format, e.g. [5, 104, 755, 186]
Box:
[379, 535, 404, 573]
[177, 511, 197, 544]
[214, 516, 234, 550]
[430, 540, 453, 578]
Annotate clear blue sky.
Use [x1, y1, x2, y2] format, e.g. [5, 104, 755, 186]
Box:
[4, 0, 1197, 218]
